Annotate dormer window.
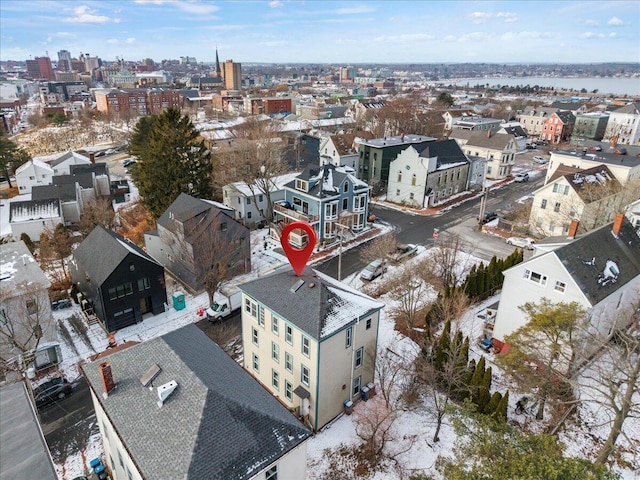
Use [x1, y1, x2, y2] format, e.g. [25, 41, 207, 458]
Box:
[295, 179, 308, 192]
[343, 182, 348, 193]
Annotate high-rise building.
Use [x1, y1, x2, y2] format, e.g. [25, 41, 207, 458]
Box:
[26, 56, 54, 80]
[223, 59, 242, 91]
[57, 50, 72, 71]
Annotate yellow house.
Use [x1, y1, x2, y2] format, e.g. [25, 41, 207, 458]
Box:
[240, 268, 384, 432]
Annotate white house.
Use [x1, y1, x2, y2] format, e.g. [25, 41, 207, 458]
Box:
[318, 131, 374, 169]
[15, 160, 54, 194]
[222, 172, 299, 229]
[0, 241, 60, 382]
[451, 130, 517, 180]
[9, 199, 63, 241]
[240, 268, 384, 432]
[603, 102, 640, 146]
[49, 151, 91, 176]
[491, 215, 640, 350]
[546, 147, 640, 186]
[82, 324, 310, 480]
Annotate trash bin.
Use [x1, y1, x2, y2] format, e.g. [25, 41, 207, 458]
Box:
[172, 292, 186, 311]
[361, 386, 370, 401]
[343, 400, 353, 415]
[89, 458, 101, 469]
[367, 382, 376, 397]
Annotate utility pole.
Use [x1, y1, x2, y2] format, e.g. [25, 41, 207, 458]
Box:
[336, 223, 349, 282]
[478, 159, 488, 230]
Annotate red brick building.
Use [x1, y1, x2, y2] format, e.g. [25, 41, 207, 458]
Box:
[94, 88, 181, 116]
[540, 111, 576, 145]
[26, 57, 55, 80]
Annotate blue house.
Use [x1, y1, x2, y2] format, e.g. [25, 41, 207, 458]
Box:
[273, 164, 370, 246]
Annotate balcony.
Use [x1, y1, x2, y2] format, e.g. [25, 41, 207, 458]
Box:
[274, 203, 319, 224]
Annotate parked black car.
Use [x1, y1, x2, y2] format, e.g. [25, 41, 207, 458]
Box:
[479, 211, 498, 224]
[34, 377, 73, 408]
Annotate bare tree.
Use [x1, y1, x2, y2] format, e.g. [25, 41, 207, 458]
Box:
[38, 224, 74, 284]
[359, 233, 398, 265]
[387, 265, 431, 331]
[0, 282, 52, 378]
[78, 197, 117, 237]
[420, 232, 474, 293]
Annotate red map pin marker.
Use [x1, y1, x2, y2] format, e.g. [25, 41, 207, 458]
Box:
[280, 221, 318, 276]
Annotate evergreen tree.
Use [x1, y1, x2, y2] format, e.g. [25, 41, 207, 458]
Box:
[476, 263, 486, 298]
[0, 130, 29, 188]
[470, 356, 486, 404]
[482, 365, 493, 393]
[20, 233, 35, 254]
[496, 390, 509, 421]
[434, 320, 451, 372]
[129, 107, 213, 219]
[487, 255, 498, 293]
[464, 264, 477, 298]
[486, 391, 503, 416]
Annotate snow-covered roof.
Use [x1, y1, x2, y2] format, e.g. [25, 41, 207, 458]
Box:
[225, 172, 300, 197]
[0, 241, 51, 295]
[9, 199, 61, 223]
[15, 159, 53, 175]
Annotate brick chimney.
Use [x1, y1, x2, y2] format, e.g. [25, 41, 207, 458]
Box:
[612, 213, 624, 236]
[99, 361, 115, 397]
[89, 152, 95, 164]
[567, 220, 579, 239]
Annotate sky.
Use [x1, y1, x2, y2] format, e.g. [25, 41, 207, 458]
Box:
[1, 1, 639, 65]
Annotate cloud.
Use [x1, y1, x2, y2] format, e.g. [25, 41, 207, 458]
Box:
[261, 40, 287, 47]
[107, 39, 118, 44]
[607, 16, 623, 26]
[458, 32, 493, 42]
[443, 35, 457, 42]
[609, 32, 617, 38]
[373, 33, 435, 44]
[64, 5, 110, 23]
[580, 31, 605, 39]
[501, 31, 556, 40]
[335, 6, 375, 14]
[126, 38, 136, 44]
[584, 19, 599, 26]
[269, 0, 283, 7]
[469, 12, 492, 24]
[496, 12, 518, 23]
[176, 2, 220, 15]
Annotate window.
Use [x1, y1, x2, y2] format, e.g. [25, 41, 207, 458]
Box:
[272, 370, 279, 390]
[285, 325, 293, 345]
[246, 197, 251, 205]
[118, 450, 124, 468]
[343, 182, 348, 193]
[258, 194, 263, 202]
[285, 352, 293, 372]
[301, 365, 310, 386]
[397, 172, 402, 182]
[366, 318, 372, 330]
[252, 327, 259, 346]
[555, 281, 567, 293]
[302, 336, 310, 357]
[354, 347, 364, 369]
[137, 277, 150, 291]
[245, 298, 257, 317]
[352, 376, 361, 396]
[0, 308, 7, 325]
[26, 299, 37, 315]
[411, 174, 417, 186]
[342, 198, 348, 210]
[220, 222, 228, 231]
[258, 306, 265, 326]
[396, 189, 400, 196]
[325, 202, 337, 218]
[266, 465, 278, 480]
[252, 354, 259, 371]
[285, 381, 293, 401]
[523, 269, 548, 286]
[554, 202, 561, 213]
[272, 342, 279, 363]
[108, 282, 133, 300]
[247, 212, 252, 219]
[409, 193, 414, 200]
[540, 199, 547, 209]
[345, 327, 353, 348]
[272, 317, 279, 335]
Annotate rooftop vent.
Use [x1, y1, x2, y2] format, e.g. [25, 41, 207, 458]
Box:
[157, 380, 178, 408]
[290, 279, 305, 293]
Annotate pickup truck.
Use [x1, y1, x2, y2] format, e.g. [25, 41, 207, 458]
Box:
[387, 244, 418, 263]
[206, 287, 242, 321]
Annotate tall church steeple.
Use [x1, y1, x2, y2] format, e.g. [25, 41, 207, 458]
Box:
[215, 46, 222, 78]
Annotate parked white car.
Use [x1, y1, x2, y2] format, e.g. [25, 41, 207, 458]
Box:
[506, 237, 535, 250]
[514, 172, 530, 183]
[360, 259, 387, 281]
[533, 156, 547, 164]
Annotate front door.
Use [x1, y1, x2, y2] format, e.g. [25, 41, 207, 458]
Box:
[140, 296, 152, 314]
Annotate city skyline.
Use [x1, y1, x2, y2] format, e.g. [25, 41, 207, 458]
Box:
[1, 1, 639, 65]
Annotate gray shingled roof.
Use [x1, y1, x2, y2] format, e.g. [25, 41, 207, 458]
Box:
[239, 268, 384, 340]
[284, 164, 367, 199]
[82, 325, 310, 480]
[31, 184, 77, 202]
[157, 193, 234, 229]
[73, 226, 160, 285]
[417, 139, 469, 166]
[52, 172, 95, 189]
[555, 217, 640, 305]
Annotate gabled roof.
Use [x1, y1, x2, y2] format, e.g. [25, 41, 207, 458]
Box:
[31, 184, 77, 202]
[285, 164, 368, 198]
[50, 150, 90, 168]
[548, 164, 583, 183]
[462, 131, 514, 150]
[157, 193, 234, 229]
[548, 111, 575, 124]
[520, 106, 558, 117]
[329, 131, 373, 156]
[559, 164, 621, 202]
[70, 163, 108, 176]
[499, 125, 528, 137]
[417, 139, 469, 167]
[551, 102, 587, 111]
[52, 172, 94, 189]
[609, 102, 640, 115]
[82, 325, 310, 480]
[9, 198, 61, 223]
[239, 268, 384, 340]
[73, 226, 160, 285]
[555, 217, 640, 305]
[15, 159, 53, 175]
[0, 241, 51, 295]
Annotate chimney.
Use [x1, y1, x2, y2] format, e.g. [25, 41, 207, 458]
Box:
[487, 130, 492, 138]
[89, 152, 95, 164]
[99, 361, 115, 398]
[567, 220, 579, 239]
[157, 380, 178, 408]
[612, 213, 624, 236]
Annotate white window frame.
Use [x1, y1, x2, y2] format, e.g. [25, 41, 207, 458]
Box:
[252, 327, 259, 346]
[285, 352, 293, 373]
[554, 280, 567, 293]
[302, 335, 310, 357]
[354, 347, 364, 369]
[272, 342, 279, 363]
[272, 316, 279, 335]
[523, 269, 548, 286]
[285, 324, 293, 345]
[301, 364, 310, 386]
[345, 327, 353, 348]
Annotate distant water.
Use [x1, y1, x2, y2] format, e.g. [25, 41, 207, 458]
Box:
[453, 76, 640, 96]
